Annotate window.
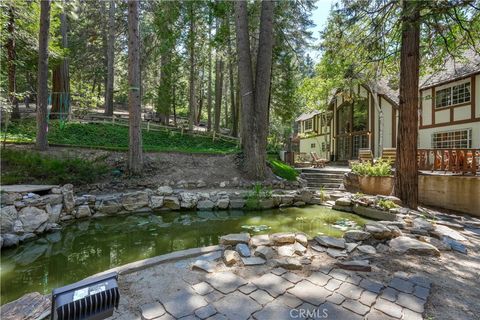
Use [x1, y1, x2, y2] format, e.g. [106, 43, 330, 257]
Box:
[304, 118, 313, 131]
[311, 143, 316, 148]
[353, 99, 368, 132]
[431, 129, 472, 148]
[435, 82, 470, 108]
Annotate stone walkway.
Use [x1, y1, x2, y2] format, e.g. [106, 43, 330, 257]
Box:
[112, 251, 432, 320]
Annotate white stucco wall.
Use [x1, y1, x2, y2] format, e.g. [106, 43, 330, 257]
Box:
[418, 122, 480, 149]
[421, 88, 433, 126]
[454, 105, 471, 121]
[435, 109, 450, 123]
[476, 74, 480, 118]
[299, 135, 331, 160]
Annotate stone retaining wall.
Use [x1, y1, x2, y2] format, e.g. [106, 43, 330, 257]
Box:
[0, 185, 323, 250]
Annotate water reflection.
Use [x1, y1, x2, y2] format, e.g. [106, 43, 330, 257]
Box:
[1, 206, 365, 304]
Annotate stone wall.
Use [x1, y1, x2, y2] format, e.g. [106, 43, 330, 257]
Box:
[0, 185, 322, 249]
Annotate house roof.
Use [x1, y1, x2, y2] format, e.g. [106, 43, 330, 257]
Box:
[295, 110, 322, 122]
[376, 78, 399, 105]
[420, 49, 480, 88]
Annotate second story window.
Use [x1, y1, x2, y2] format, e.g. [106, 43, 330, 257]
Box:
[435, 82, 470, 108]
[304, 118, 313, 131]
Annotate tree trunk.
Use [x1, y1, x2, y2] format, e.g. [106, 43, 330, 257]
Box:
[172, 85, 177, 126]
[252, 0, 275, 179]
[6, 5, 20, 119]
[51, 4, 70, 118]
[36, 0, 51, 151]
[394, 0, 420, 209]
[197, 66, 204, 125]
[158, 53, 171, 125]
[105, 0, 115, 116]
[226, 14, 237, 136]
[188, 3, 195, 131]
[214, 57, 224, 132]
[207, 16, 213, 131]
[234, 0, 256, 173]
[127, 0, 143, 174]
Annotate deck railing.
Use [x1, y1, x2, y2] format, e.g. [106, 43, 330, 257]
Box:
[417, 148, 480, 175]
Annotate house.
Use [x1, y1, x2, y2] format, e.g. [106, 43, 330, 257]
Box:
[295, 52, 480, 162]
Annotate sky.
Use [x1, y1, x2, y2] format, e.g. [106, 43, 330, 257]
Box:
[308, 0, 338, 61]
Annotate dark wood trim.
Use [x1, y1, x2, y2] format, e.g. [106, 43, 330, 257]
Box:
[432, 88, 436, 125]
[450, 104, 454, 122]
[371, 93, 375, 155]
[434, 101, 471, 111]
[419, 117, 480, 129]
[420, 71, 480, 91]
[420, 91, 423, 126]
[472, 75, 476, 120]
[392, 107, 397, 148]
[379, 94, 399, 109]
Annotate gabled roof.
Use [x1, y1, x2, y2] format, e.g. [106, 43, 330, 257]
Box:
[295, 110, 322, 122]
[420, 49, 480, 88]
[376, 78, 399, 105]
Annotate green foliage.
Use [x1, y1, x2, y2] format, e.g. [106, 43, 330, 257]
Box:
[267, 154, 298, 181]
[318, 187, 327, 203]
[3, 120, 239, 154]
[1, 148, 108, 185]
[377, 199, 399, 210]
[245, 183, 272, 209]
[351, 159, 392, 177]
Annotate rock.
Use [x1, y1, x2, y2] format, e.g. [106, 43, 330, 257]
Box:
[365, 223, 401, 240]
[24, 194, 63, 207]
[196, 180, 207, 188]
[442, 237, 468, 254]
[281, 195, 295, 205]
[121, 191, 149, 211]
[357, 245, 376, 255]
[149, 196, 164, 209]
[230, 199, 245, 209]
[180, 192, 198, 209]
[309, 197, 323, 205]
[254, 246, 275, 259]
[2, 233, 19, 247]
[343, 230, 371, 242]
[0, 236, 2, 248]
[332, 205, 354, 213]
[277, 245, 296, 257]
[216, 198, 230, 209]
[241, 257, 266, 266]
[235, 243, 251, 257]
[389, 236, 440, 256]
[311, 245, 326, 253]
[270, 232, 296, 245]
[1, 192, 22, 205]
[377, 195, 402, 205]
[0, 205, 18, 233]
[376, 243, 389, 253]
[46, 203, 62, 223]
[75, 205, 91, 218]
[0, 292, 50, 320]
[293, 201, 306, 207]
[19, 233, 37, 243]
[335, 197, 352, 206]
[293, 242, 307, 255]
[95, 195, 122, 214]
[296, 189, 314, 203]
[62, 185, 75, 213]
[412, 218, 434, 231]
[326, 248, 348, 258]
[295, 233, 308, 247]
[273, 257, 302, 270]
[157, 186, 173, 196]
[251, 234, 271, 247]
[219, 233, 250, 245]
[12, 220, 23, 233]
[223, 250, 241, 266]
[197, 200, 215, 210]
[315, 236, 346, 249]
[163, 196, 181, 210]
[192, 260, 217, 273]
[18, 207, 49, 233]
[335, 260, 371, 272]
[353, 204, 397, 221]
[140, 302, 166, 320]
[432, 225, 467, 241]
[345, 242, 359, 253]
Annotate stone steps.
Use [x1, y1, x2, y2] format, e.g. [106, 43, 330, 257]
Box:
[299, 168, 347, 190]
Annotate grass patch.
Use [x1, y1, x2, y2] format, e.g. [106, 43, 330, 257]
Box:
[2, 120, 239, 154]
[1, 148, 109, 185]
[267, 153, 298, 181]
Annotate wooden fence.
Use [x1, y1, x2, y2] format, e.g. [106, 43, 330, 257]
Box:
[418, 148, 479, 175]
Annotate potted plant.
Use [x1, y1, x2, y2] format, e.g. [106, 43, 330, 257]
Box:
[350, 159, 393, 195]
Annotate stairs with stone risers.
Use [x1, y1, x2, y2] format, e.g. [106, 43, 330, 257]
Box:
[298, 167, 350, 190]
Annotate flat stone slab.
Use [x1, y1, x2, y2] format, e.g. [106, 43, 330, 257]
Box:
[315, 236, 346, 249]
[0, 292, 50, 320]
[288, 280, 331, 305]
[389, 236, 440, 256]
[1, 185, 59, 193]
[140, 302, 166, 320]
[219, 233, 250, 245]
[161, 289, 208, 318]
[252, 273, 294, 297]
[335, 260, 372, 272]
[241, 257, 266, 266]
[212, 291, 261, 320]
[433, 225, 467, 241]
[205, 271, 248, 294]
[192, 260, 217, 273]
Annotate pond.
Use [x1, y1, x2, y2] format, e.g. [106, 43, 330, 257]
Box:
[0, 205, 366, 304]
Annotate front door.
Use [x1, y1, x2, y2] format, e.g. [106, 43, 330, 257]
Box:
[336, 98, 369, 160]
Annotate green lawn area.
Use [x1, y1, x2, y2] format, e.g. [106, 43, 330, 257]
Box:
[2, 120, 239, 154]
[267, 153, 299, 181]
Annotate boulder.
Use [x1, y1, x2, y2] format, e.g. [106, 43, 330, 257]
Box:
[343, 230, 371, 242]
[277, 245, 296, 257]
[95, 195, 122, 215]
[122, 191, 149, 211]
[157, 186, 173, 196]
[18, 207, 49, 233]
[163, 196, 181, 210]
[389, 236, 440, 256]
[315, 236, 346, 249]
[335, 197, 352, 207]
[0, 205, 18, 233]
[216, 198, 230, 209]
[270, 232, 296, 245]
[13, 220, 23, 233]
[149, 196, 164, 209]
[296, 189, 314, 203]
[62, 184, 75, 213]
[251, 234, 271, 247]
[365, 223, 401, 240]
[254, 246, 275, 259]
[75, 205, 91, 219]
[180, 192, 198, 209]
[219, 233, 250, 245]
[295, 233, 308, 247]
[2, 233, 19, 248]
[229, 199, 245, 209]
[223, 250, 241, 266]
[197, 200, 215, 210]
[235, 243, 251, 257]
[1, 192, 22, 205]
[46, 204, 63, 223]
[293, 242, 307, 255]
[353, 204, 397, 221]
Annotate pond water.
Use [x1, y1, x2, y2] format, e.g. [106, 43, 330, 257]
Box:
[0, 206, 366, 304]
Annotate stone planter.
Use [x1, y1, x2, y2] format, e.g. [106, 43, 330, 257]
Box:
[357, 176, 393, 196]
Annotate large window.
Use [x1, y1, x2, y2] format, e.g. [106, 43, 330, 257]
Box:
[304, 118, 313, 131]
[353, 99, 368, 132]
[431, 129, 472, 148]
[337, 102, 352, 134]
[435, 82, 470, 108]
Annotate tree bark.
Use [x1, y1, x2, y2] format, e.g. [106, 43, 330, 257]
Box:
[394, 0, 420, 209]
[6, 5, 20, 119]
[207, 15, 213, 131]
[196, 65, 204, 124]
[36, 0, 51, 151]
[188, 3, 196, 131]
[214, 57, 224, 132]
[105, 0, 115, 116]
[127, 0, 143, 174]
[51, 4, 70, 118]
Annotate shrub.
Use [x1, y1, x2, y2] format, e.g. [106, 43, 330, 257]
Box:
[267, 154, 299, 181]
[351, 159, 392, 177]
[377, 199, 399, 210]
[245, 183, 272, 209]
